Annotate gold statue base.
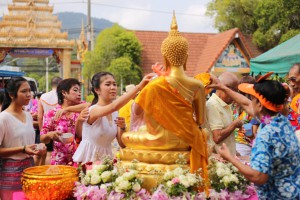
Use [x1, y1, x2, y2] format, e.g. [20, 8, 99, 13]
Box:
[120, 148, 190, 191]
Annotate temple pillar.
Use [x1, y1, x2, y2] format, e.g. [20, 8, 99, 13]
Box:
[62, 49, 72, 78]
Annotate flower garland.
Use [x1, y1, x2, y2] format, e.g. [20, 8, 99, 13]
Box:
[73, 156, 257, 200]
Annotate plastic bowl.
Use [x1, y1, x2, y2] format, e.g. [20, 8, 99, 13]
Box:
[60, 133, 74, 144]
[22, 165, 78, 200]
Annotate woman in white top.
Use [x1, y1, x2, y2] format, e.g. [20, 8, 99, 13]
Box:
[0, 77, 46, 200]
[73, 72, 154, 163]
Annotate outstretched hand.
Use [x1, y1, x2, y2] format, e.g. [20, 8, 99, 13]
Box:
[137, 73, 158, 89]
[206, 74, 222, 90]
[218, 143, 234, 162]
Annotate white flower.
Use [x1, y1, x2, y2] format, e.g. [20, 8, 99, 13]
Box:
[216, 168, 226, 177]
[166, 180, 173, 188]
[173, 167, 184, 175]
[90, 174, 101, 185]
[82, 175, 91, 185]
[123, 170, 138, 181]
[115, 180, 131, 192]
[86, 169, 94, 177]
[101, 171, 112, 183]
[115, 176, 125, 184]
[92, 164, 107, 173]
[221, 175, 230, 187]
[186, 174, 197, 186]
[163, 171, 174, 180]
[179, 175, 190, 188]
[229, 174, 239, 184]
[100, 184, 107, 190]
[132, 182, 141, 192]
[216, 162, 225, 169]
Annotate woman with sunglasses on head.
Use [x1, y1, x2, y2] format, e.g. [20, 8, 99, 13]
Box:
[208, 73, 300, 200]
[0, 77, 46, 200]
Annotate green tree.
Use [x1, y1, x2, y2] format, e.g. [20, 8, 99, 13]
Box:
[83, 24, 143, 91]
[206, 0, 300, 50]
[107, 56, 142, 87]
[206, 0, 258, 34]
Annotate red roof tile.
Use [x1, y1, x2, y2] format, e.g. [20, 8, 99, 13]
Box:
[134, 28, 262, 77]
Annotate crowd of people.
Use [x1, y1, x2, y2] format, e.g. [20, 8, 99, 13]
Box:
[0, 63, 299, 199]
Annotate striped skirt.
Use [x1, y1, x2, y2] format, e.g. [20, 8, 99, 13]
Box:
[0, 157, 34, 190]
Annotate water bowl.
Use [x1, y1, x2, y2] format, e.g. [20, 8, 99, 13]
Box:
[60, 133, 74, 144]
[22, 165, 78, 200]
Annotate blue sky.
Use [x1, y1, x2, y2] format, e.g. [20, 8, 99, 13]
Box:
[0, 0, 217, 33]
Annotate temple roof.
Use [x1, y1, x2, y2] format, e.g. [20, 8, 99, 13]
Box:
[0, 0, 74, 49]
[134, 28, 262, 76]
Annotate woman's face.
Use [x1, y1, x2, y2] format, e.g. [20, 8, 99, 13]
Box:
[14, 81, 32, 106]
[99, 75, 117, 101]
[64, 84, 81, 105]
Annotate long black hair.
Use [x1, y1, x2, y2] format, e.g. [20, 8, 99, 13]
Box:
[91, 72, 115, 105]
[56, 78, 81, 105]
[1, 77, 28, 111]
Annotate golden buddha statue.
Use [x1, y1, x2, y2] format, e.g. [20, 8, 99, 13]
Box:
[120, 12, 209, 191]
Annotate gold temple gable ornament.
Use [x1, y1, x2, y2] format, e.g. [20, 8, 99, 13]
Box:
[161, 11, 188, 69]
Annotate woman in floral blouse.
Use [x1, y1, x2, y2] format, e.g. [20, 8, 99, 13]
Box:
[40, 78, 83, 165]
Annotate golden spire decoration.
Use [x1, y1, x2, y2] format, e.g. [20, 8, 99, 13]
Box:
[170, 10, 178, 31]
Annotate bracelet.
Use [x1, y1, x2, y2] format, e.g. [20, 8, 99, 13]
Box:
[22, 145, 26, 154]
[120, 126, 127, 131]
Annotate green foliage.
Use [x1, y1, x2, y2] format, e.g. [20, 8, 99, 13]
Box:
[85, 94, 94, 103]
[280, 29, 300, 44]
[206, 0, 258, 34]
[83, 24, 143, 88]
[106, 57, 142, 87]
[206, 0, 300, 50]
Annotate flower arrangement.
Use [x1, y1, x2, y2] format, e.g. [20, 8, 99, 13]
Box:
[151, 166, 203, 199]
[194, 157, 257, 200]
[208, 157, 249, 193]
[73, 156, 149, 200]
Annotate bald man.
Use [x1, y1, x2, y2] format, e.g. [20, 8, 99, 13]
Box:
[205, 72, 243, 156]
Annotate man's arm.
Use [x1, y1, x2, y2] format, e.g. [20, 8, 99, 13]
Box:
[212, 119, 243, 144]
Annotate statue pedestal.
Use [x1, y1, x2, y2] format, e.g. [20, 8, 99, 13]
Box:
[120, 148, 190, 192]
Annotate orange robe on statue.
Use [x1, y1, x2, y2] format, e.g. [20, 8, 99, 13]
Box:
[135, 76, 209, 189]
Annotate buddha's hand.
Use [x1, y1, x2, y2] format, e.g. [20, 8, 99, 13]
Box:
[137, 73, 158, 90]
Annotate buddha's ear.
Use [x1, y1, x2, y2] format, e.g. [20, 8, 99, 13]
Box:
[183, 54, 188, 71]
[163, 55, 170, 71]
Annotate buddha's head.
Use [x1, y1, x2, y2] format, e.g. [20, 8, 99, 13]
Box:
[161, 11, 188, 70]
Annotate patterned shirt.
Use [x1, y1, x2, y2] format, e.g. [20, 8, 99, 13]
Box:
[40, 105, 79, 165]
[250, 114, 300, 200]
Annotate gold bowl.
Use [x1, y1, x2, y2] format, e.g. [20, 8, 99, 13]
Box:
[22, 165, 78, 200]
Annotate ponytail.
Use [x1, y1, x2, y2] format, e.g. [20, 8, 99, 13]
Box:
[1, 90, 12, 111]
